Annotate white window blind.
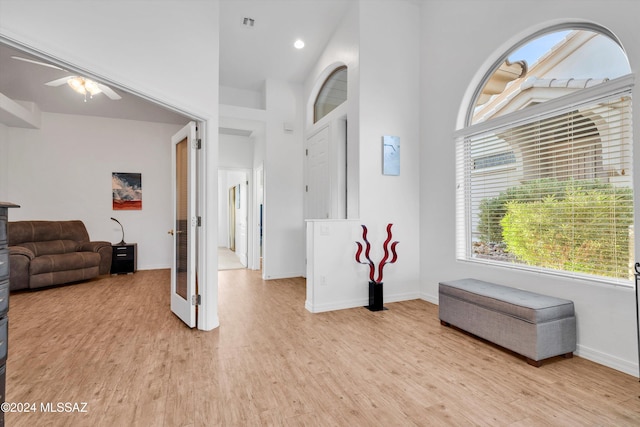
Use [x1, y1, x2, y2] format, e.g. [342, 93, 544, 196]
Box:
[314, 66, 348, 123]
[456, 76, 634, 285]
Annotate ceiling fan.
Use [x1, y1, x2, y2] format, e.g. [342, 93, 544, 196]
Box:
[11, 55, 122, 101]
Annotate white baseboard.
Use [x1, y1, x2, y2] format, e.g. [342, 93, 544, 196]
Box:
[305, 297, 368, 313]
[576, 344, 639, 377]
[239, 253, 248, 266]
[137, 264, 170, 271]
[305, 292, 421, 313]
[419, 295, 639, 378]
[264, 271, 305, 280]
[385, 291, 421, 303]
[420, 292, 438, 305]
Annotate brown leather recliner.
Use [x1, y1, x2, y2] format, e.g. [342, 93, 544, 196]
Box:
[7, 220, 112, 291]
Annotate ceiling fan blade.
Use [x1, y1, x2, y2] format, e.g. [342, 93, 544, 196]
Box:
[45, 76, 76, 87]
[11, 56, 65, 71]
[97, 83, 122, 100]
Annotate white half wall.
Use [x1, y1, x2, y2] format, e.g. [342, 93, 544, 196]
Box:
[306, 219, 414, 313]
[6, 112, 182, 270]
[419, 0, 640, 376]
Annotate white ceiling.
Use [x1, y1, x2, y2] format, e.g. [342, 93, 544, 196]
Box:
[0, 0, 351, 127]
[0, 43, 193, 125]
[219, 0, 350, 91]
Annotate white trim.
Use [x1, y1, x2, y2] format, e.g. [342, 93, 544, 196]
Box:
[305, 291, 420, 313]
[307, 62, 348, 127]
[0, 33, 208, 121]
[1, 29, 220, 331]
[456, 77, 635, 288]
[263, 271, 306, 281]
[420, 293, 438, 305]
[455, 74, 635, 139]
[458, 258, 634, 289]
[465, 23, 627, 126]
[419, 292, 638, 376]
[576, 344, 638, 377]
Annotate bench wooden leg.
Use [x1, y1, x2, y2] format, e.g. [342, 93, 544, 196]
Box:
[440, 319, 450, 327]
[526, 358, 542, 367]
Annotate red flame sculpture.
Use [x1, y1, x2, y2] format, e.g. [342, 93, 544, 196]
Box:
[355, 223, 399, 283]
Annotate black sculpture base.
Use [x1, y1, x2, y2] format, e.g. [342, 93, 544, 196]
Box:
[366, 281, 387, 311]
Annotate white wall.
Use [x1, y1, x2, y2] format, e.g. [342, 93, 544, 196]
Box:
[219, 133, 254, 169]
[6, 113, 181, 270]
[263, 79, 305, 279]
[303, 0, 421, 310]
[220, 85, 264, 110]
[0, 0, 218, 120]
[420, 0, 640, 376]
[357, 0, 421, 297]
[304, 1, 360, 218]
[0, 0, 220, 330]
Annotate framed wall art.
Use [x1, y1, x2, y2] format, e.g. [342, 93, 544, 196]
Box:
[382, 135, 400, 176]
[112, 172, 142, 210]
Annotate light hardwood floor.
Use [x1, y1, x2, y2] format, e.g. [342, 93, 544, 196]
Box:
[5, 269, 640, 426]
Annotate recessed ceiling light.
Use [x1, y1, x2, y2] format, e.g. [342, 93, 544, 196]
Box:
[294, 39, 305, 49]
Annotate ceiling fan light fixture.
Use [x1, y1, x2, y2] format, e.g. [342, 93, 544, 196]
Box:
[67, 77, 87, 95]
[83, 79, 102, 96]
[67, 76, 102, 101]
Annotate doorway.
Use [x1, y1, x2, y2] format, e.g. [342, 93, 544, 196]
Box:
[218, 169, 251, 270]
[217, 117, 265, 273]
[228, 186, 237, 252]
[304, 116, 347, 220]
[0, 38, 217, 330]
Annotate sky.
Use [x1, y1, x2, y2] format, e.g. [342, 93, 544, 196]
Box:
[508, 31, 571, 65]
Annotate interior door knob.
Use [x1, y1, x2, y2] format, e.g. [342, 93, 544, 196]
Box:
[168, 229, 174, 236]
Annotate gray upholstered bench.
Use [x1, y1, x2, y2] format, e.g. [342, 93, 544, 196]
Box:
[438, 278, 576, 366]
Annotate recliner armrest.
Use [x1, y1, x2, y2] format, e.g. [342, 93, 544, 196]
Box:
[78, 241, 112, 253]
[78, 241, 113, 275]
[8, 245, 33, 291]
[8, 245, 35, 260]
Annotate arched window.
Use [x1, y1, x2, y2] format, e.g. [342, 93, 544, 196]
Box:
[455, 27, 634, 285]
[314, 66, 347, 123]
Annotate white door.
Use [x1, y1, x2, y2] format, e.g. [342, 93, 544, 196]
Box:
[170, 121, 197, 327]
[306, 126, 330, 219]
[252, 165, 264, 270]
[236, 177, 249, 266]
